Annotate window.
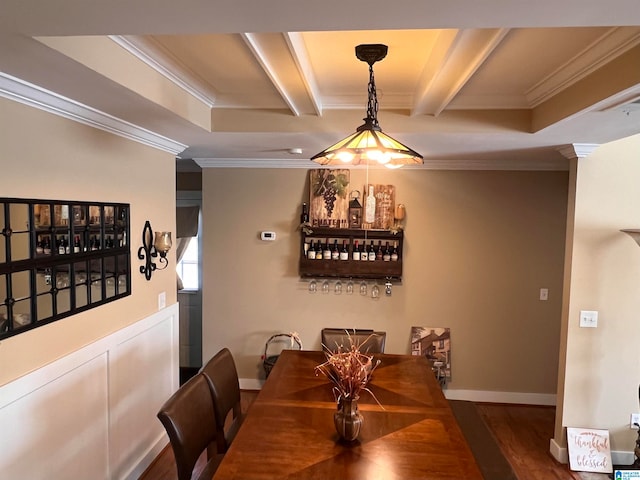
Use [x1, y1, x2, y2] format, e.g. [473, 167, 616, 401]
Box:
[177, 236, 199, 290]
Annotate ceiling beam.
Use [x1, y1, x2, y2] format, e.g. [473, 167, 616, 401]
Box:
[412, 28, 510, 117]
[241, 32, 317, 116]
[285, 32, 323, 116]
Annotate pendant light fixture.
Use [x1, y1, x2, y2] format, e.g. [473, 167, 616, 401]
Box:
[311, 44, 423, 169]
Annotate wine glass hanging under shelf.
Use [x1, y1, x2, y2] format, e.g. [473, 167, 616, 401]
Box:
[307, 277, 394, 298]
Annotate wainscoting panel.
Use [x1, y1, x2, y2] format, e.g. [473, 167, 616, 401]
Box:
[0, 352, 110, 479]
[0, 304, 179, 480]
[109, 311, 178, 479]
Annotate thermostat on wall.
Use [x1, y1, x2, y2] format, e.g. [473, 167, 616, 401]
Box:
[260, 231, 276, 241]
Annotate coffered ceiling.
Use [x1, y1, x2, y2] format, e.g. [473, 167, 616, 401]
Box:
[1, 0, 640, 170]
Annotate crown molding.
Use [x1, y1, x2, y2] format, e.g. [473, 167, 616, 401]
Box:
[0, 72, 187, 155]
[194, 157, 569, 171]
[110, 35, 216, 108]
[556, 143, 599, 160]
[526, 27, 640, 107]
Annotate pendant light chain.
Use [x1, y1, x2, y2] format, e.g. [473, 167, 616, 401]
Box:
[310, 44, 423, 167]
[366, 63, 380, 128]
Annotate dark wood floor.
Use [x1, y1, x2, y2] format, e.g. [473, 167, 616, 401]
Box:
[476, 403, 581, 480]
[141, 391, 581, 480]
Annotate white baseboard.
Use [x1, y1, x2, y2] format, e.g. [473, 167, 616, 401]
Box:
[123, 434, 168, 480]
[550, 438, 568, 463]
[240, 378, 265, 391]
[612, 450, 635, 466]
[443, 388, 556, 405]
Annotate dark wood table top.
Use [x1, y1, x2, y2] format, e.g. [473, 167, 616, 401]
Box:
[213, 350, 483, 480]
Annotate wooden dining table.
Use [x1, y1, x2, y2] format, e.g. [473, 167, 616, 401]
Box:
[213, 350, 483, 480]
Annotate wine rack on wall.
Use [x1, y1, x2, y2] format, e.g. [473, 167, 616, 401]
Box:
[0, 198, 131, 339]
[299, 227, 403, 280]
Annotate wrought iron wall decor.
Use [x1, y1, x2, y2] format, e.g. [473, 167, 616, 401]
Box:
[0, 198, 131, 339]
[138, 220, 172, 280]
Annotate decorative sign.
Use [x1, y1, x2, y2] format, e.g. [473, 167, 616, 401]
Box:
[363, 184, 395, 230]
[309, 169, 350, 228]
[567, 427, 613, 473]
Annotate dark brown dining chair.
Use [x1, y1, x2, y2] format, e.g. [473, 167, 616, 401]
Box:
[200, 348, 244, 453]
[157, 373, 224, 480]
[321, 328, 386, 354]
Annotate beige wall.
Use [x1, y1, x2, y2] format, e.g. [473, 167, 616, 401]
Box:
[0, 97, 176, 387]
[556, 133, 640, 454]
[202, 167, 568, 394]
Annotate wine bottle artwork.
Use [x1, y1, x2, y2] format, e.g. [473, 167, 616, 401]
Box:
[365, 185, 376, 224]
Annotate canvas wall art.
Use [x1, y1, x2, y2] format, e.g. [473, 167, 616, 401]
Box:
[411, 326, 451, 387]
[309, 169, 350, 228]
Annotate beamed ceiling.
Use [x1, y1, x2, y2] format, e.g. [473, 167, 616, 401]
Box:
[1, 0, 640, 170]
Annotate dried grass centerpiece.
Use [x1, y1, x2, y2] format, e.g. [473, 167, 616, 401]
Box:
[315, 344, 380, 403]
[315, 333, 382, 441]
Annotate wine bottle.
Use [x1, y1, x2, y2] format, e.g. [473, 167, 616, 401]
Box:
[36, 236, 44, 255]
[64, 236, 70, 254]
[323, 239, 331, 260]
[391, 241, 399, 261]
[73, 235, 81, 253]
[43, 236, 51, 255]
[375, 240, 383, 261]
[340, 240, 349, 260]
[352, 240, 360, 261]
[58, 237, 66, 255]
[365, 185, 376, 224]
[368, 241, 376, 261]
[315, 240, 323, 260]
[331, 239, 340, 260]
[300, 203, 309, 224]
[360, 242, 368, 262]
[383, 241, 391, 262]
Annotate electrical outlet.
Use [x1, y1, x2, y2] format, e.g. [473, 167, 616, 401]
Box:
[630, 413, 640, 429]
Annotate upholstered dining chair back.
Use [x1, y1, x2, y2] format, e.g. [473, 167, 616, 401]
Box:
[321, 328, 386, 354]
[157, 373, 223, 480]
[200, 347, 244, 453]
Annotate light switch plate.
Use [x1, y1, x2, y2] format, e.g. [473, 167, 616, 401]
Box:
[579, 310, 598, 328]
[158, 291, 166, 310]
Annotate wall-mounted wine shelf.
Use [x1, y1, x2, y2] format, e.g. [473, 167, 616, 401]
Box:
[299, 227, 403, 280]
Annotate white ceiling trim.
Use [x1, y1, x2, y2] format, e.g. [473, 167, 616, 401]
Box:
[241, 33, 302, 116]
[111, 35, 217, 108]
[526, 27, 640, 107]
[556, 143, 599, 159]
[447, 94, 529, 110]
[285, 32, 323, 116]
[599, 88, 640, 112]
[194, 157, 568, 171]
[0, 72, 187, 155]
